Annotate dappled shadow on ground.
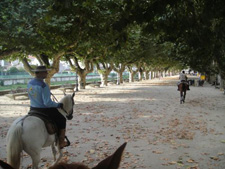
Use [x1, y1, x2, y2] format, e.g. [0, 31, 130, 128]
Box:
[0, 77, 225, 169]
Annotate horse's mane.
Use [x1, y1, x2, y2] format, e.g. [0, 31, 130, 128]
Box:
[0, 160, 89, 169]
[60, 94, 71, 104]
[60, 94, 75, 106]
[49, 162, 89, 169]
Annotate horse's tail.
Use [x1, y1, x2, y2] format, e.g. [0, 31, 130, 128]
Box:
[182, 83, 186, 91]
[6, 121, 23, 169]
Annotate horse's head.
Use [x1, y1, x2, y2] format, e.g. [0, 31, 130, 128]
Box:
[59, 92, 75, 120]
[1, 142, 126, 169]
[49, 142, 127, 169]
[92, 142, 127, 169]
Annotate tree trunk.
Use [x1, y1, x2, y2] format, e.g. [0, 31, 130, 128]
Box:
[113, 64, 126, 85]
[149, 71, 152, 80]
[66, 56, 93, 90]
[127, 66, 138, 82]
[116, 72, 121, 85]
[96, 62, 113, 87]
[99, 70, 110, 87]
[138, 68, 143, 81]
[129, 72, 134, 82]
[162, 71, 166, 78]
[144, 71, 150, 80]
[78, 72, 87, 89]
[219, 70, 225, 90]
[45, 76, 51, 86]
[143, 72, 146, 80]
[220, 78, 224, 91]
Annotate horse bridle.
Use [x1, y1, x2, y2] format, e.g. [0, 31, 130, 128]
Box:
[51, 93, 74, 120]
[66, 98, 74, 120]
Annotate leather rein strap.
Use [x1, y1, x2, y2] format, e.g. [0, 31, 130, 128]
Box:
[51, 93, 72, 120]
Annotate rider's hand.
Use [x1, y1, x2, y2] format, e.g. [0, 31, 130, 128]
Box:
[58, 103, 64, 109]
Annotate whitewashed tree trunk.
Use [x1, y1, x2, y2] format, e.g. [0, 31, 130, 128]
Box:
[116, 72, 123, 85]
[158, 71, 161, 79]
[129, 72, 135, 82]
[98, 70, 111, 87]
[96, 62, 113, 87]
[143, 72, 146, 80]
[138, 72, 142, 81]
[113, 64, 125, 85]
[145, 71, 150, 80]
[149, 71, 152, 80]
[99, 73, 107, 87]
[163, 71, 166, 78]
[127, 66, 138, 82]
[66, 57, 93, 90]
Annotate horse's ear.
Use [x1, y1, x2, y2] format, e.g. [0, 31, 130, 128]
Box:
[72, 92, 75, 98]
[92, 142, 127, 169]
[0, 160, 15, 169]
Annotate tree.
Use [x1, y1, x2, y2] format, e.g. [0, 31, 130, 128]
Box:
[0, 0, 122, 85]
[65, 54, 93, 89]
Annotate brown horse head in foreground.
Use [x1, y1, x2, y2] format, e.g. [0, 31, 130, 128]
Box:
[50, 142, 127, 169]
[0, 142, 127, 169]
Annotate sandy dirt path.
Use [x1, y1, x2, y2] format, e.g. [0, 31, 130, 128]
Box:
[0, 75, 225, 169]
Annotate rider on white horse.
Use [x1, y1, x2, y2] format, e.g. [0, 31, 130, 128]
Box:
[177, 70, 190, 90]
[27, 65, 68, 149]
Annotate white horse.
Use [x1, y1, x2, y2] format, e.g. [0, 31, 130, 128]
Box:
[6, 92, 75, 169]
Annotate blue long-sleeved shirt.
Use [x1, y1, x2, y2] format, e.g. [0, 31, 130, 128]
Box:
[27, 78, 60, 108]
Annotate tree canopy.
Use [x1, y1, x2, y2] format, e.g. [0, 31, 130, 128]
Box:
[1, 0, 225, 79]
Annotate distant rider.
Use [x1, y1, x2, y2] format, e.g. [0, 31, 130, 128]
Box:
[177, 71, 190, 90]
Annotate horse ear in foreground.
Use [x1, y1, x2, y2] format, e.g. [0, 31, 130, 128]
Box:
[6, 93, 75, 169]
[49, 142, 127, 169]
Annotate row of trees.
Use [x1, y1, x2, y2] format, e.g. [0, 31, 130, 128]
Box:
[0, 0, 224, 88]
[0, 66, 27, 75]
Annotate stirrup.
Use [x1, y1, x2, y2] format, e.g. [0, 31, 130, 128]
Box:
[60, 136, 70, 149]
[65, 136, 70, 147]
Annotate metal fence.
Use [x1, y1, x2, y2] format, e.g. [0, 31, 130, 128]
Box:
[0, 72, 129, 86]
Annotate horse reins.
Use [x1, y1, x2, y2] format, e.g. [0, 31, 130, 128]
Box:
[51, 93, 73, 120]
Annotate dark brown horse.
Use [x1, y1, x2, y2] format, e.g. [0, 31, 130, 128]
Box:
[178, 82, 188, 104]
[0, 142, 126, 169]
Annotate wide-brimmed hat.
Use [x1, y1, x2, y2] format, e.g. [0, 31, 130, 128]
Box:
[32, 66, 50, 72]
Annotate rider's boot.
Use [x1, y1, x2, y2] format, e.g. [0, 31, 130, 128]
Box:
[187, 85, 190, 90]
[59, 129, 68, 149]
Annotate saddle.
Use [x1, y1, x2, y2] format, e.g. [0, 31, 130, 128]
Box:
[28, 110, 58, 135]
